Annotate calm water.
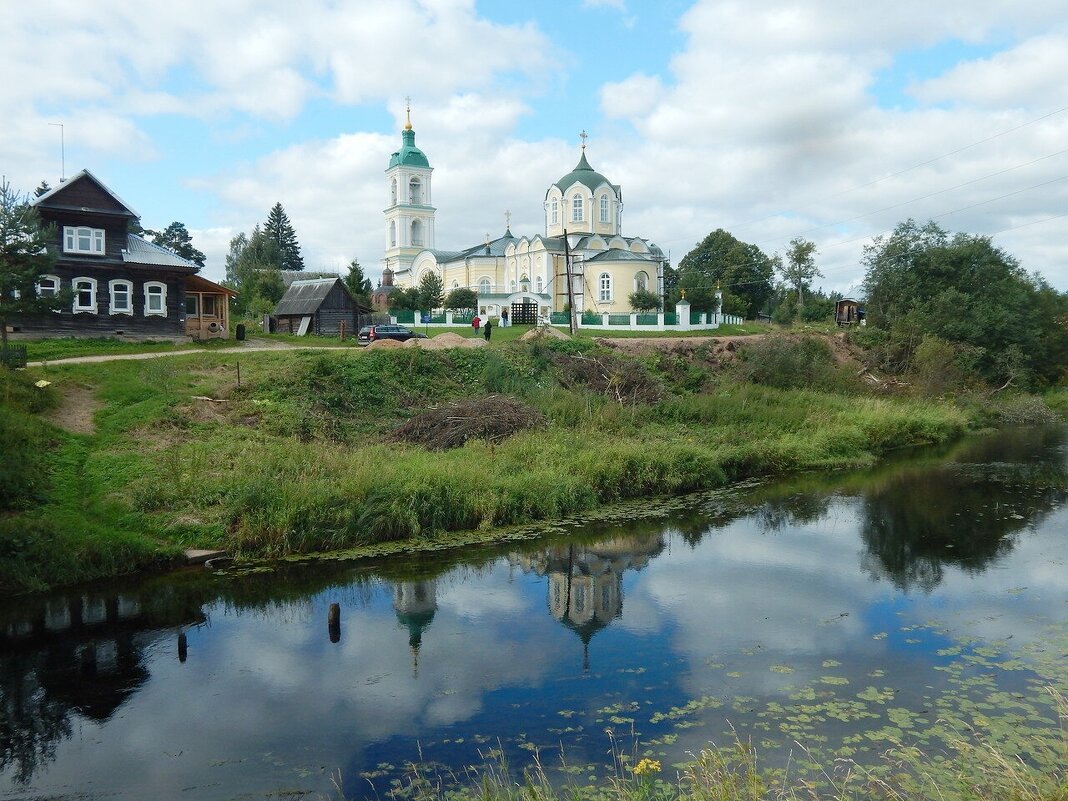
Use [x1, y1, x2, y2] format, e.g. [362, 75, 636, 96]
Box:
[2, 427, 1067, 800]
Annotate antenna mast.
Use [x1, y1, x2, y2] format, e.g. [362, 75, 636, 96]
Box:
[48, 123, 65, 181]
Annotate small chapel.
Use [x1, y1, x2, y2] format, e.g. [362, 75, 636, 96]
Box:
[385, 109, 666, 322]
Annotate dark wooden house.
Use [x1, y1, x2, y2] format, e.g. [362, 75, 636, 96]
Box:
[273, 277, 367, 336]
[12, 170, 202, 339]
[835, 298, 865, 326]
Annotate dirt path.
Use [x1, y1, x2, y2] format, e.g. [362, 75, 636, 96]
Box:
[45, 384, 102, 434]
[25, 342, 346, 367]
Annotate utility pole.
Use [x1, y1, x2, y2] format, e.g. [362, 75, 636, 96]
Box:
[563, 229, 577, 336]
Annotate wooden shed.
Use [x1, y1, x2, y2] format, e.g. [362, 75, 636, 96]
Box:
[835, 298, 865, 326]
[273, 278, 367, 336]
[184, 275, 237, 340]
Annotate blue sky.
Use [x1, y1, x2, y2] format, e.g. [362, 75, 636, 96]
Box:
[5, 0, 1068, 292]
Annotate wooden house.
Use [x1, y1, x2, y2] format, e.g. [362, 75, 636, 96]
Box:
[272, 277, 367, 336]
[184, 275, 237, 340]
[835, 298, 865, 326]
[13, 170, 204, 339]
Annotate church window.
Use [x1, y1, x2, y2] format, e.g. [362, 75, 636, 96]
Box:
[572, 194, 583, 222]
[511, 280, 517, 292]
[535, 276, 543, 293]
[391, 178, 397, 205]
[598, 272, 612, 302]
[551, 197, 558, 225]
[409, 177, 422, 205]
[389, 221, 396, 247]
[478, 277, 491, 294]
[635, 271, 649, 292]
[452, 280, 459, 289]
[411, 219, 423, 246]
[600, 194, 609, 223]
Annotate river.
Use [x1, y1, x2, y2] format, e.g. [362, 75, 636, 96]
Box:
[2, 426, 1066, 800]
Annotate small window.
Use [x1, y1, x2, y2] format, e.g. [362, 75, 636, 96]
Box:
[109, 279, 133, 315]
[478, 277, 491, 294]
[64, 226, 105, 255]
[550, 197, 558, 225]
[572, 194, 583, 222]
[411, 219, 423, 246]
[600, 194, 609, 223]
[144, 281, 167, 316]
[409, 177, 422, 205]
[452, 280, 459, 289]
[73, 277, 98, 313]
[535, 276, 543, 293]
[38, 275, 60, 297]
[389, 220, 397, 247]
[598, 272, 612, 302]
[202, 295, 216, 316]
[391, 178, 397, 205]
[186, 295, 199, 317]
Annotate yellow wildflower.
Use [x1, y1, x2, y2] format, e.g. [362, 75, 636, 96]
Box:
[633, 758, 661, 776]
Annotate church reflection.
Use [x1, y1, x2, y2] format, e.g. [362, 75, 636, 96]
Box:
[393, 579, 438, 676]
[511, 532, 665, 670]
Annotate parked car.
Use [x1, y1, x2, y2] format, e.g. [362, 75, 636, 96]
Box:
[356, 324, 428, 346]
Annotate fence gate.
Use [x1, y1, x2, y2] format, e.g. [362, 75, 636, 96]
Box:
[510, 301, 537, 325]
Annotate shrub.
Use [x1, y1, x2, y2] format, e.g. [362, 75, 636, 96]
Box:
[733, 335, 836, 390]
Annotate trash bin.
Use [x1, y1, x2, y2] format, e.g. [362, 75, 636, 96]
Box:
[236, 323, 246, 341]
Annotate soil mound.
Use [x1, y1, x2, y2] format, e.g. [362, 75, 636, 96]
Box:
[520, 325, 570, 341]
[388, 394, 545, 450]
[367, 338, 404, 349]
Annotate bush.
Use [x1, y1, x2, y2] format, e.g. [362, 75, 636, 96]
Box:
[733, 335, 836, 390]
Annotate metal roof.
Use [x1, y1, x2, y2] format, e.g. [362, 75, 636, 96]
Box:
[585, 248, 659, 263]
[274, 278, 348, 315]
[123, 235, 198, 271]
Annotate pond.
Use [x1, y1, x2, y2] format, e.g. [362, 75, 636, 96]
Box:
[2, 426, 1067, 800]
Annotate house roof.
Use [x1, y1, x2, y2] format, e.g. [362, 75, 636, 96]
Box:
[280, 269, 339, 287]
[585, 248, 659, 263]
[274, 278, 351, 315]
[187, 274, 238, 296]
[123, 235, 198, 272]
[31, 169, 139, 218]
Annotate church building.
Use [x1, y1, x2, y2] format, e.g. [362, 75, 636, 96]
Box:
[386, 110, 665, 322]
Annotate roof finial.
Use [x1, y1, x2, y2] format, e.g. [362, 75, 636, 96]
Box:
[404, 96, 412, 131]
[579, 129, 588, 151]
[504, 209, 512, 231]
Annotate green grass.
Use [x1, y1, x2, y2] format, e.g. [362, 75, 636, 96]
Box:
[0, 334, 1038, 594]
[18, 336, 201, 362]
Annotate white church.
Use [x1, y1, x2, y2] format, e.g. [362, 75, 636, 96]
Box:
[385, 110, 666, 323]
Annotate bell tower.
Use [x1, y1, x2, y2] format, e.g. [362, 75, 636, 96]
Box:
[384, 100, 436, 281]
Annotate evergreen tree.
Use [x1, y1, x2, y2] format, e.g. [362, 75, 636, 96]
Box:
[145, 221, 206, 268]
[33, 181, 51, 198]
[0, 180, 60, 348]
[263, 202, 304, 271]
[418, 271, 443, 311]
[226, 225, 285, 316]
[343, 258, 372, 306]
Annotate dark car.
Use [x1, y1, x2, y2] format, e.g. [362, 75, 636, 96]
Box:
[356, 324, 428, 346]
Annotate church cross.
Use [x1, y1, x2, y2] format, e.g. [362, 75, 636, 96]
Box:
[504, 209, 511, 229]
[579, 129, 588, 150]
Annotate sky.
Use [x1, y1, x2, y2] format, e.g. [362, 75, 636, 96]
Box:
[4, 0, 1068, 295]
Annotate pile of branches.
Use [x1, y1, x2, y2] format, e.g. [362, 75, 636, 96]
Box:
[388, 394, 545, 450]
[551, 352, 663, 405]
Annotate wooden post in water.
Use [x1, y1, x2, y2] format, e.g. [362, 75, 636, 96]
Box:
[328, 603, 341, 643]
[178, 632, 188, 662]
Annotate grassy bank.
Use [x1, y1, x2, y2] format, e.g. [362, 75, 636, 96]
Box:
[2, 333, 1058, 594]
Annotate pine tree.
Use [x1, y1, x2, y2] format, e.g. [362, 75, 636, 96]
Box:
[263, 202, 304, 271]
[145, 221, 206, 267]
[343, 258, 372, 305]
[0, 180, 60, 348]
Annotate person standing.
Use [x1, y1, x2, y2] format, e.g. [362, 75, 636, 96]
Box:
[472, 315, 481, 336]
[501, 308, 509, 327]
[483, 320, 492, 341]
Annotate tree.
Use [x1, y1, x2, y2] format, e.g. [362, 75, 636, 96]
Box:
[780, 237, 822, 309]
[33, 181, 50, 198]
[418, 271, 443, 311]
[388, 286, 422, 311]
[0, 180, 60, 349]
[444, 287, 478, 314]
[145, 221, 206, 268]
[628, 289, 661, 312]
[676, 229, 774, 318]
[263, 203, 304, 271]
[343, 258, 372, 306]
[861, 219, 1068, 386]
[225, 225, 284, 316]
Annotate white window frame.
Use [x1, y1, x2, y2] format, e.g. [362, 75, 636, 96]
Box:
[390, 178, 397, 206]
[550, 197, 558, 225]
[144, 281, 167, 317]
[37, 274, 60, 298]
[535, 276, 543, 294]
[72, 277, 98, 313]
[572, 194, 584, 222]
[634, 271, 649, 293]
[409, 177, 422, 205]
[478, 277, 491, 294]
[598, 272, 612, 302]
[389, 220, 397, 247]
[64, 226, 105, 255]
[600, 194, 609, 223]
[411, 219, 423, 246]
[109, 279, 133, 316]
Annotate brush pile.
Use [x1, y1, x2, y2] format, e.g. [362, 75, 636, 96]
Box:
[551, 351, 663, 405]
[389, 394, 545, 450]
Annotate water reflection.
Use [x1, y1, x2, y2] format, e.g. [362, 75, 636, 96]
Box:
[0, 426, 1065, 797]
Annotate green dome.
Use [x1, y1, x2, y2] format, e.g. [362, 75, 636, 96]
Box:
[388, 128, 430, 169]
[553, 150, 612, 193]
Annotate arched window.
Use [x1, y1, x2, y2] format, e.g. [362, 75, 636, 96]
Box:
[109, 279, 133, 315]
[635, 271, 649, 292]
[391, 178, 397, 205]
[598, 272, 612, 302]
[478, 277, 491, 294]
[550, 197, 558, 225]
[535, 276, 543, 294]
[409, 177, 422, 205]
[144, 281, 167, 316]
[37, 275, 60, 298]
[572, 194, 583, 222]
[510, 280, 517, 292]
[452, 280, 459, 289]
[72, 277, 97, 313]
[411, 219, 423, 246]
[600, 194, 609, 223]
[389, 220, 396, 247]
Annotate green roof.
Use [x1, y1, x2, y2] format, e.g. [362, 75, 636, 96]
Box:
[553, 150, 615, 193]
[387, 128, 430, 169]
